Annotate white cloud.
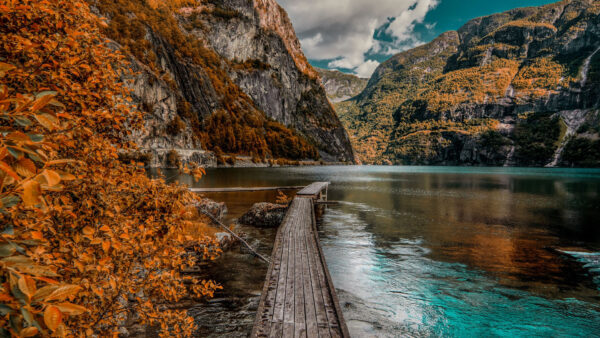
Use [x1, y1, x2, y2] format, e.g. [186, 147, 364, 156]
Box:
[300, 33, 323, 51]
[354, 60, 380, 78]
[279, 0, 439, 74]
[386, 0, 438, 41]
[425, 22, 437, 30]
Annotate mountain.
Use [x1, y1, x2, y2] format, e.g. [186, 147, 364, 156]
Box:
[317, 68, 368, 102]
[93, 0, 354, 166]
[338, 0, 600, 167]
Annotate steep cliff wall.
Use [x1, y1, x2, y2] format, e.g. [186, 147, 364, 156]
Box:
[189, 0, 354, 162]
[93, 0, 354, 166]
[339, 0, 600, 167]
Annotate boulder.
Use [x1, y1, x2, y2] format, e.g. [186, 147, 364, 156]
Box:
[215, 232, 237, 250]
[239, 202, 287, 228]
[196, 199, 228, 221]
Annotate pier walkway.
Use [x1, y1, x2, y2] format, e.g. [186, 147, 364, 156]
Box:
[251, 182, 348, 338]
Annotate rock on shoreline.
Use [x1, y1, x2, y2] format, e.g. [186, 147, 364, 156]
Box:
[239, 202, 288, 228]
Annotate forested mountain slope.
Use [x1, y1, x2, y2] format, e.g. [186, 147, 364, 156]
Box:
[92, 0, 354, 166]
[338, 0, 600, 167]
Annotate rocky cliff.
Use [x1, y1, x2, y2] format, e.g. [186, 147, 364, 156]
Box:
[338, 0, 600, 167]
[93, 0, 354, 166]
[317, 68, 368, 102]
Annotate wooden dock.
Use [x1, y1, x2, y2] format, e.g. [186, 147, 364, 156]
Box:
[252, 182, 349, 338]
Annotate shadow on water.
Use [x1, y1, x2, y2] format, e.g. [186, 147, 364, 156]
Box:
[153, 166, 600, 337]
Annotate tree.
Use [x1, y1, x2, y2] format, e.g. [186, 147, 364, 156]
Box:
[0, 0, 220, 336]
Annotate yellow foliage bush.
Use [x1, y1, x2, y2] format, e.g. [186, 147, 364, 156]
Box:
[512, 57, 566, 99]
[0, 0, 220, 336]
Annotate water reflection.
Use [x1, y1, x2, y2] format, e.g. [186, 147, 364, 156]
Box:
[157, 166, 600, 337]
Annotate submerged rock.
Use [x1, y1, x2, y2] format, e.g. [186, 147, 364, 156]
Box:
[239, 202, 287, 227]
[196, 199, 228, 221]
[215, 231, 237, 250]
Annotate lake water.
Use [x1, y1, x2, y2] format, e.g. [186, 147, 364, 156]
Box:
[164, 166, 600, 337]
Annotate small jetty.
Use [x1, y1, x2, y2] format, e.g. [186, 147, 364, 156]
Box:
[252, 182, 349, 338]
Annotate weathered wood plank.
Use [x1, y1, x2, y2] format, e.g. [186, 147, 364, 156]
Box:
[297, 182, 329, 197]
[293, 211, 306, 338]
[268, 212, 293, 338]
[307, 209, 337, 337]
[300, 208, 319, 338]
[282, 205, 296, 338]
[252, 182, 347, 338]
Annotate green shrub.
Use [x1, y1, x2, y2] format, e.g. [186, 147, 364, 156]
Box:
[513, 112, 561, 165]
[480, 130, 511, 153]
[562, 137, 600, 167]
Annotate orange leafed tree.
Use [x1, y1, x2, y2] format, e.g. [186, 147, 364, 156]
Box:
[0, 0, 220, 336]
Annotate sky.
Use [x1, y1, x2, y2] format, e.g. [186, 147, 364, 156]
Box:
[278, 0, 558, 78]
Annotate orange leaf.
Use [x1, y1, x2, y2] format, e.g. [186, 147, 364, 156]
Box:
[0, 62, 16, 77]
[17, 275, 35, 299]
[45, 285, 81, 301]
[44, 305, 62, 332]
[34, 113, 57, 130]
[82, 226, 94, 236]
[59, 172, 76, 181]
[102, 241, 110, 252]
[15, 158, 37, 177]
[33, 285, 59, 302]
[22, 180, 41, 207]
[20, 327, 39, 337]
[31, 231, 44, 240]
[42, 169, 61, 186]
[54, 302, 87, 315]
[0, 161, 19, 180]
[6, 131, 30, 142]
[31, 91, 56, 112]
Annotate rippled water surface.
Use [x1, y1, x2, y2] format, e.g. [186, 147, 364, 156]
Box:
[170, 166, 600, 337]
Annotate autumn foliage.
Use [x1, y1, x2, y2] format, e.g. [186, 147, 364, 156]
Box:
[0, 0, 221, 336]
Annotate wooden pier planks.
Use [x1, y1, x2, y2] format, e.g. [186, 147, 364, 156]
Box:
[296, 182, 329, 198]
[252, 184, 348, 338]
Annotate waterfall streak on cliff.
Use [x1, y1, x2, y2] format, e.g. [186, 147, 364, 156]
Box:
[580, 46, 600, 87]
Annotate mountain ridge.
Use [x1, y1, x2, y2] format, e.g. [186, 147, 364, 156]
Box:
[317, 68, 368, 103]
[336, 0, 600, 167]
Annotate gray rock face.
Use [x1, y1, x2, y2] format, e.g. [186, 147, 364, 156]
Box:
[239, 202, 287, 228]
[112, 0, 354, 166]
[196, 199, 228, 221]
[189, 0, 355, 162]
[317, 68, 368, 102]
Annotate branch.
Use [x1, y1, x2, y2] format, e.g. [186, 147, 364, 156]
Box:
[197, 207, 270, 264]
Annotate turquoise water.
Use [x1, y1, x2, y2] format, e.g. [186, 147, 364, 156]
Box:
[180, 166, 600, 337]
